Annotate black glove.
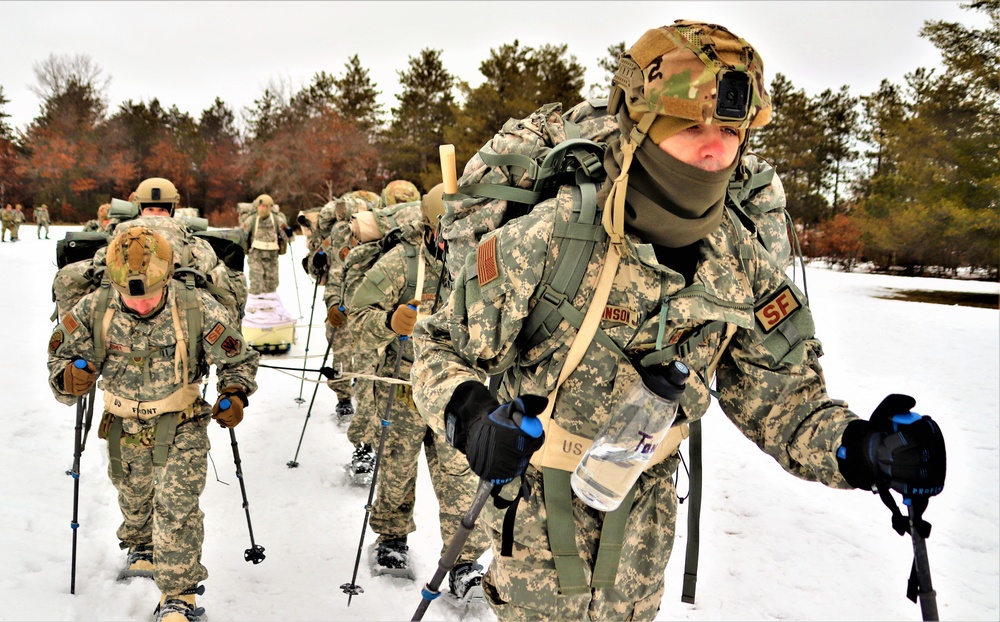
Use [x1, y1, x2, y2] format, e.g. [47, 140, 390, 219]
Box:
[837, 394, 946, 498]
[284, 226, 295, 239]
[445, 381, 546, 484]
[310, 250, 328, 276]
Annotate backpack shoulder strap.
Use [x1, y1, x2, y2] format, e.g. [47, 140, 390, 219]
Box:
[398, 240, 420, 304]
[92, 276, 114, 369]
[174, 274, 203, 364]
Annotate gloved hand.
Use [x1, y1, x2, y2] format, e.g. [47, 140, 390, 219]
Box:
[837, 394, 946, 497]
[284, 226, 295, 239]
[63, 358, 98, 396]
[327, 304, 347, 328]
[310, 249, 328, 277]
[388, 299, 420, 336]
[445, 381, 546, 484]
[212, 386, 249, 428]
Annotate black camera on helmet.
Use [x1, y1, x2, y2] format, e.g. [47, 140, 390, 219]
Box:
[716, 70, 751, 121]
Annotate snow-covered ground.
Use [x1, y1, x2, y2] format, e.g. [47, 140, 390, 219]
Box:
[2, 226, 997, 621]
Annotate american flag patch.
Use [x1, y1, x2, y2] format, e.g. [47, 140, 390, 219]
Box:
[477, 237, 499, 285]
[62, 313, 79, 334]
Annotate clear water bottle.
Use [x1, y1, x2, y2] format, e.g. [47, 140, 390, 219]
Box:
[570, 360, 690, 511]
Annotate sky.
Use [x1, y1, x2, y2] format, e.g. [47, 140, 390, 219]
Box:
[1, 227, 997, 621]
[1, 1, 991, 133]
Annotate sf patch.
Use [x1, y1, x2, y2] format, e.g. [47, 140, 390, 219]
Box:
[48, 329, 64, 354]
[755, 285, 801, 333]
[205, 322, 225, 345]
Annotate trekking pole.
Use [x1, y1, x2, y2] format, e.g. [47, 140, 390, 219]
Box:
[66, 378, 96, 595]
[907, 499, 938, 621]
[295, 274, 323, 404]
[260, 362, 339, 378]
[341, 335, 408, 605]
[411, 409, 543, 621]
[287, 338, 334, 468]
[286, 230, 304, 318]
[221, 417, 265, 564]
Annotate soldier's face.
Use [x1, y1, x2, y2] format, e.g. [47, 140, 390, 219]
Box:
[141, 207, 171, 217]
[657, 124, 740, 172]
[121, 290, 164, 315]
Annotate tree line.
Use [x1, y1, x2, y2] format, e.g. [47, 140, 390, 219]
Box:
[0, 1, 995, 276]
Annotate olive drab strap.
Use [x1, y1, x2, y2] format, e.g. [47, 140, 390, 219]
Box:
[174, 274, 203, 369]
[93, 277, 114, 369]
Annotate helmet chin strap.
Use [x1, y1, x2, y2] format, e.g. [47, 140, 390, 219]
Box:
[602, 111, 657, 247]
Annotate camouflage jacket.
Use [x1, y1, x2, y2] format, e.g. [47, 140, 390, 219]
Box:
[240, 210, 288, 254]
[321, 221, 358, 308]
[47, 282, 258, 408]
[349, 239, 443, 368]
[1, 209, 13, 224]
[411, 185, 858, 488]
[35, 207, 50, 225]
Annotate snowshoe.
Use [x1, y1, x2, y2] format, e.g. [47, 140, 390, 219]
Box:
[370, 538, 415, 580]
[335, 401, 355, 426]
[117, 543, 154, 580]
[152, 585, 205, 622]
[444, 561, 487, 608]
[346, 443, 374, 487]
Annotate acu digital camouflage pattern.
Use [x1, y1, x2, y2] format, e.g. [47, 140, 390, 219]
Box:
[47, 282, 258, 596]
[36, 205, 50, 238]
[348, 238, 487, 560]
[440, 100, 618, 284]
[412, 178, 858, 619]
[321, 219, 362, 403]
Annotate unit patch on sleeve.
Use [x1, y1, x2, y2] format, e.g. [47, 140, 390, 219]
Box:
[205, 322, 226, 345]
[62, 313, 79, 335]
[477, 236, 499, 286]
[221, 335, 242, 358]
[48, 329, 64, 354]
[755, 285, 801, 333]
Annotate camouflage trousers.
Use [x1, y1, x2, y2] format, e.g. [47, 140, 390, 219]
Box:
[247, 249, 279, 295]
[482, 456, 680, 622]
[345, 348, 382, 447]
[324, 322, 356, 404]
[38, 222, 49, 238]
[108, 416, 210, 595]
[368, 379, 490, 563]
[1, 222, 16, 240]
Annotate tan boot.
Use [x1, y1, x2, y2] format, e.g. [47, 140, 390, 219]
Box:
[153, 586, 205, 622]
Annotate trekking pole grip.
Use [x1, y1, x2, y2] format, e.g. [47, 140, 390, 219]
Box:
[439, 144, 458, 194]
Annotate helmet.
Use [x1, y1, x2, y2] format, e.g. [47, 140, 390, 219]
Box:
[381, 180, 420, 207]
[134, 178, 181, 216]
[254, 194, 275, 209]
[349, 190, 381, 211]
[609, 20, 771, 144]
[333, 195, 370, 223]
[105, 226, 174, 298]
[420, 183, 446, 227]
[97, 203, 110, 220]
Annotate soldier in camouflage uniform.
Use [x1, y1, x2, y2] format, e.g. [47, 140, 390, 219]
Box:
[0, 203, 14, 241]
[239, 194, 291, 295]
[47, 225, 259, 622]
[336, 182, 423, 481]
[12, 204, 24, 240]
[36, 203, 51, 239]
[313, 192, 376, 421]
[349, 183, 490, 598]
[411, 21, 946, 621]
[82, 203, 112, 233]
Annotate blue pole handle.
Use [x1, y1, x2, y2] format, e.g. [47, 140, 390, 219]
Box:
[73, 359, 88, 369]
[220, 398, 232, 410]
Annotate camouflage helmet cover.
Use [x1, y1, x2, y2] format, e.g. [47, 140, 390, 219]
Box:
[254, 194, 275, 208]
[381, 180, 420, 207]
[613, 20, 772, 143]
[349, 190, 381, 211]
[105, 226, 174, 298]
[420, 183, 446, 227]
[333, 194, 371, 223]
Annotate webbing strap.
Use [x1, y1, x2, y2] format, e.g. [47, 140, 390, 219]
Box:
[591, 485, 636, 589]
[681, 418, 703, 604]
[93, 279, 113, 368]
[152, 413, 180, 467]
[638, 320, 729, 366]
[176, 278, 202, 366]
[542, 468, 590, 596]
[108, 415, 124, 480]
